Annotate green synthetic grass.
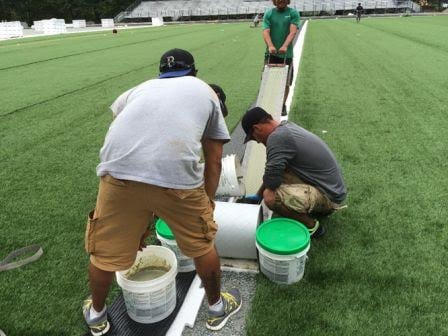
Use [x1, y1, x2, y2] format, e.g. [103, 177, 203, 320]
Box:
[1, 17, 448, 335]
[248, 16, 448, 336]
[0, 23, 263, 336]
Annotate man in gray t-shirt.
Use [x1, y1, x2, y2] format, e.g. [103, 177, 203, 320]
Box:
[241, 107, 346, 238]
[83, 49, 242, 335]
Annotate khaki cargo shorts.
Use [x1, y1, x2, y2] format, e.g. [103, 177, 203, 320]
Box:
[275, 171, 340, 216]
[85, 175, 217, 272]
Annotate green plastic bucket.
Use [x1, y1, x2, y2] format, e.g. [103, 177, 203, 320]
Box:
[155, 218, 195, 272]
[256, 218, 310, 284]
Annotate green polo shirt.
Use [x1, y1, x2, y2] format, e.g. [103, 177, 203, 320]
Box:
[262, 7, 300, 59]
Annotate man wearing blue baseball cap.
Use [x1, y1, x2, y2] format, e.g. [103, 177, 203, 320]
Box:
[82, 48, 241, 335]
[158, 48, 197, 78]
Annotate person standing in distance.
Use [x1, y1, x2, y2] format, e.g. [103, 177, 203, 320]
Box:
[82, 48, 242, 335]
[252, 13, 261, 28]
[262, 0, 300, 113]
[356, 3, 364, 23]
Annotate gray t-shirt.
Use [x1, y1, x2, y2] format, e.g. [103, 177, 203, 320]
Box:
[97, 76, 230, 189]
[264, 121, 346, 204]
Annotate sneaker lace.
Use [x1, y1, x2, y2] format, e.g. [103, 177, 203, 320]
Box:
[221, 292, 238, 310]
[92, 321, 108, 330]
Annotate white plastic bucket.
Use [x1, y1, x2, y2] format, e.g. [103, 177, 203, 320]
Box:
[255, 218, 311, 285]
[116, 246, 178, 323]
[256, 242, 310, 285]
[156, 233, 195, 272]
[216, 154, 245, 197]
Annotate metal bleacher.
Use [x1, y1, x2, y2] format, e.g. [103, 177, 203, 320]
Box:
[301, 0, 421, 13]
[122, 0, 272, 19]
[118, 0, 420, 20]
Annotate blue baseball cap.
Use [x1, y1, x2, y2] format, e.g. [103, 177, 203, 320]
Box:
[159, 48, 196, 78]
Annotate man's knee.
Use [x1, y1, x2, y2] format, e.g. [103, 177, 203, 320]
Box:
[274, 184, 311, 214]
[193, 246, 220, 279]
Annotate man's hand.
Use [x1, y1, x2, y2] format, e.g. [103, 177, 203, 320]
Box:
[139, 228, 150, 251]
[278, 45, 288, 54]
[263, 188, 277, 208]
[268, 46, 277, 54]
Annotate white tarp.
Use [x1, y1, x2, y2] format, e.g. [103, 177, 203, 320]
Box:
[152, 17, 164, 26]
[33, 20, 45, 31]
[43, 19, 66, 34]
[72, 20, 86, 28]
[0, 21, 24, 38]
[101, 19, 115, 28]
[33, 19, 66, 34]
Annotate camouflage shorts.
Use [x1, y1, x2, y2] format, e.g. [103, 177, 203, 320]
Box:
[274, 171, 339, 215]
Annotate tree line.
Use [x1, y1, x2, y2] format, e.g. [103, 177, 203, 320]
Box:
[0, 0, 136, 25]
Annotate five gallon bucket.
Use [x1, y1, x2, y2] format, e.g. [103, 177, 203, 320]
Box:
[155, 218, 195, 273]
[216, 154, 245, 197]
[256, 218, 310, 285]
[116, 245, 178, 323]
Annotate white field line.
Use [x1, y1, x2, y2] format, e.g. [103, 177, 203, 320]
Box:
[283, 19, 309, 121]
[0, 24, 156, 42]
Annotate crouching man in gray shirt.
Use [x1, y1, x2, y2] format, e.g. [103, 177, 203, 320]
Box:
[241, 107, 347, 238]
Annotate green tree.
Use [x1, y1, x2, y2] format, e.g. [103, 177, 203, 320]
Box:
[0, 0, 135, 25]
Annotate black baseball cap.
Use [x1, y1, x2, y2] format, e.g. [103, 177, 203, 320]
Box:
[159, 48, 196, 78]
[209, 84, 228, 117]
[242, 106, 272, 143]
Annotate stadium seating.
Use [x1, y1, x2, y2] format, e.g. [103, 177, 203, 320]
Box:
[119, 0, 420, 20]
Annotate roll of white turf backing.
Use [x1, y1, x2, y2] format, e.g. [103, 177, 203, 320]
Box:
[214, 201, 262, 260]
[216, 154, 245, 197]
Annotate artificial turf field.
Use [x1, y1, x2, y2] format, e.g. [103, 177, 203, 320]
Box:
[1, 16, 448, 335]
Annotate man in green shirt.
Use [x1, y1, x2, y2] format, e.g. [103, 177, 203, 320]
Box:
[262, 0, 300, 113]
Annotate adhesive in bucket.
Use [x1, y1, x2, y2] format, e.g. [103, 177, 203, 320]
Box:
[216, 154, 245, 197]
[156, 218, 195, 272]
[256, 218, 310, 285]
[116, 246, 178, 323]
